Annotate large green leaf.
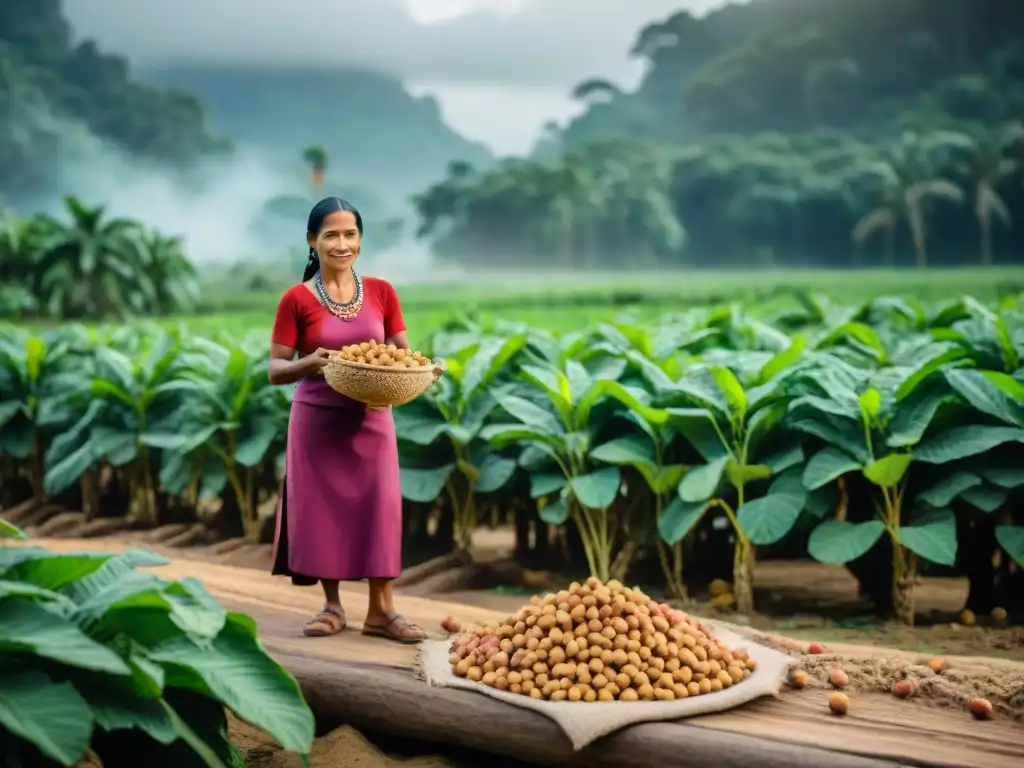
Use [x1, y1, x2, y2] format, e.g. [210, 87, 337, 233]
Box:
[149, 616, 314, 755]
[0, 599, 131, 674]
[399, 464, 455, 503]
[914, 425, 1024, 464]
[569, 468, 621, 510]
[736, 471, 806, 545]
[576, 380, 666, 430]
[900, 509, 957, 566]
[960, 483, 1010, 513]
[863, 453, 912, 487]
[0, 670, 94, 766]
[709, 366, 746, 423]
[995, 525, 1024, 566]
[0, 519, 28, 540]
[803, 447, 861, 490]
[677, 455, 728, 503]
[808, 520, 886, 564]
[234, 416, 278, 467]
[461, 334, 528, 406]
[887, 378, 954, 447]
[475, 454, 517, 494]
[538, 497, 569, 525]
[0, 550, 114, 590]
[0, 579, 75, 609]
[393, 407, 449, 446]
[758, 336, 805, 383]
[917, 472, 981, 507]
[973, 456, 1024, 490]
[493, 391, 563, 434]
[657, 497, 708, 545]
[789, 413, 871, 463]
[43, 442, 95, 497]
[893, 345, 965, 400]
[530, 472, 566, 498]
[80, 683, 176, 745]
[945, 368, 1024, 427]
[664, 407, 730, 461]
[589, 435, 655, 467]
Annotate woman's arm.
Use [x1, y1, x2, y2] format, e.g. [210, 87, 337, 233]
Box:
[387, 331, 410, 350]
[268, 343, 328, 385]
[268, 288, 328, 385]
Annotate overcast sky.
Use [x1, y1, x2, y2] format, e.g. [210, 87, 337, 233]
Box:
[64, 0, 737, 155]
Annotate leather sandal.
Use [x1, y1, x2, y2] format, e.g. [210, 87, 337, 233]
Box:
[303, 608, 346, 637]
[361, 613, 426, 644]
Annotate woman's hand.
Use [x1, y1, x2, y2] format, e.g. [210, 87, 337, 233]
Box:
[303, 348, 331, 376]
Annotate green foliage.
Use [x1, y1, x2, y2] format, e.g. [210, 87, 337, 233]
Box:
[0, 196, 199, 321]
[4, 291, 1021, 624]
[0, 544, 313, 766]
[0, 0, 228, 199]
[415, 125, 1024, 269]
[412, 1, 1024, 268]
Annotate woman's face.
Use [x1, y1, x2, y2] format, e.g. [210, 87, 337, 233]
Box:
[309, 210, 361, 270]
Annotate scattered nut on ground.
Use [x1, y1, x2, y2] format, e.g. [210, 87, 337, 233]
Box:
[828, 692, 850, 715]
[807, 642, 825, 654]
[789, 669, 809, 689]
[828, 668, 849, 689]
[891, 679, 915, 699]
[441, 615, 461, 633]
[969, 698, 993, 721]
[928, 657, 946, 674]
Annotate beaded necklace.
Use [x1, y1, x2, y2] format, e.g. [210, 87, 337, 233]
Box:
[313, 270, 363, 320]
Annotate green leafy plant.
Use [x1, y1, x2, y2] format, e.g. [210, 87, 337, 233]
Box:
[1, 292, 1022, 622]
[0, 545, 314, 766]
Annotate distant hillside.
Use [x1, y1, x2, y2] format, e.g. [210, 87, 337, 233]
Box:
[560, 0, 1024, 147]
[0, 0, 228, 202]
[142, 66, 494, 207]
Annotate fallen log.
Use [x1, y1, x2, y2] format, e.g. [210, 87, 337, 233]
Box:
[163, 523, 208, 548]
[208, 537, 250, 556]
[35, 511, 86, 538]
[278, 653, 898, 768]
[394, 550, 472, 588]
[74, 517, 131, 539]
[0, 499, 40, 524]
[19, 503, 67, 529]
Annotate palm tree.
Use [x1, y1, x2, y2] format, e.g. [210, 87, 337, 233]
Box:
[571, 79, 620, 104]
[139, 231, 200, 314]
[302, 146, 329, 193]
[952, 122, 1023, 265]
[851, 132, 965, 268]
[0, 212, 41, 318]
[34, 196, 149, 318]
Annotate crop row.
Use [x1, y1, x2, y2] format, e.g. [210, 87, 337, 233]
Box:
[2, 292, 1023, 624]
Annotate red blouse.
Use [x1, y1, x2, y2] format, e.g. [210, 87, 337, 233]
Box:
[271, 278, 406, 355]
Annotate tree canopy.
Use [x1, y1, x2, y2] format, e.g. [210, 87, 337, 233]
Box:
[413, 0, 1024, 269]
[0, 0, 229, 202]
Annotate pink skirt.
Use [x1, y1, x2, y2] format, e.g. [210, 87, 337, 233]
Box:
[271, 400, 402, 584]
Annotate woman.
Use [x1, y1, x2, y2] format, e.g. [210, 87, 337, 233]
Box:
[268, 196, 428, 643]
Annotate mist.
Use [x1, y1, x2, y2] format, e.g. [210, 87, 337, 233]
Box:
[27, 120, 435, 278]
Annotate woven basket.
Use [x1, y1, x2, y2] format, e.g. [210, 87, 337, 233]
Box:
[322, 356, 442, 407]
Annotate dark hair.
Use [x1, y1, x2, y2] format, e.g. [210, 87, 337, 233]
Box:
[302, 197, 364, 281]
